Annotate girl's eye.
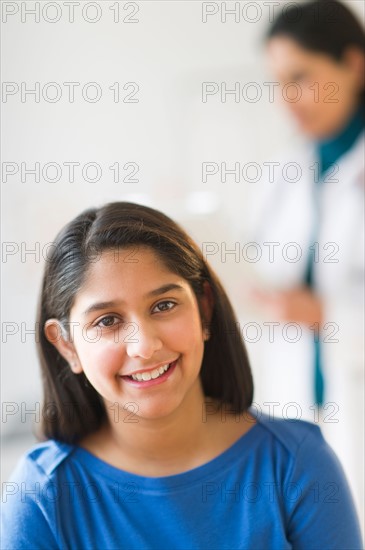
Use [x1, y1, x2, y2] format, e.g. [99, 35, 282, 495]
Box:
[96, 315, 120, 328]
[153, 301, 176, 313]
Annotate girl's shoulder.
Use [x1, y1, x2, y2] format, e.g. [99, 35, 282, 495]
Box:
[253, 408, 324, 455]
[10, 439, 75, 482]
[1, 440, 76, 550]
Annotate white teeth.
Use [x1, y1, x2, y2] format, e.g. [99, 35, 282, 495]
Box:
[131, 363, 171, 382]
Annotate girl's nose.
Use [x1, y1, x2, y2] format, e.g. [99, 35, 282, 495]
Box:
[124, 321, 162, 359]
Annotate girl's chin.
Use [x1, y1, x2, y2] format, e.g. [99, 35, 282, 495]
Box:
[103, 393, 184, 422]
[124, 402, 180, 422]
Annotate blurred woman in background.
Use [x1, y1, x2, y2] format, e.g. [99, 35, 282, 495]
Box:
[250, 0, 364, 533]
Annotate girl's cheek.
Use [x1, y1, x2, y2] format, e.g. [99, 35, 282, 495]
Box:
[76, 335, 125, 375]
[163, 310, 203, 348]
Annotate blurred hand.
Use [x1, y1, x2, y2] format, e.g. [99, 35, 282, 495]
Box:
[249, 287, 323, 326]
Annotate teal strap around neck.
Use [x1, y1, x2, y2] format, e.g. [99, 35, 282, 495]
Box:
[307, 103, 364, 406]
[317, 103, 365, 176]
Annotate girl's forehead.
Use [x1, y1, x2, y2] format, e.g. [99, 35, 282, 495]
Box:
[87, 246, 172, 276]
[70, 247, 190, 314]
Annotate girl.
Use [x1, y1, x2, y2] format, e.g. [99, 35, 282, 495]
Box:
[1, 202, 363, 549]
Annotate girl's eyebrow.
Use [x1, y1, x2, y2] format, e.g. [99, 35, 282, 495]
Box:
[82, 283, 185, 316]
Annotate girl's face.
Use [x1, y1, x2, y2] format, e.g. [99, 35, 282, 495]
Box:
[266, 36, 363, 139]
[49, 246, 210, 420]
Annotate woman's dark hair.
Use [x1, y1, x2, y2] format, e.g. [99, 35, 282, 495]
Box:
[266, 0, 365, 103]
[36, 201, 253, 444]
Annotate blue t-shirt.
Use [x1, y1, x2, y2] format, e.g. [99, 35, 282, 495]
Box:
[1, 409, 363, 550]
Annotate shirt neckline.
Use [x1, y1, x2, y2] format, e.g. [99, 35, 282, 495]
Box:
[71, 407, 263, 492]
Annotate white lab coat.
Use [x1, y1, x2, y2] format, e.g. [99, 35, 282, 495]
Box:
[246, 131, 364, 533]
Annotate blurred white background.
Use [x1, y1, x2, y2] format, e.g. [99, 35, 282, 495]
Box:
[1, 0, 363, 488]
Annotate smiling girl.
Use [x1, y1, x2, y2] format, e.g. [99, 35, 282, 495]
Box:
[1, 202, 363, 549]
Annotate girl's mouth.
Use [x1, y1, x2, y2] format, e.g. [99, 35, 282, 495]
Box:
[120, 358, 179, 388]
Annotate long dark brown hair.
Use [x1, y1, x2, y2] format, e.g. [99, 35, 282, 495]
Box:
[267, 0, 365, 106]
[36, 201, 253, 444]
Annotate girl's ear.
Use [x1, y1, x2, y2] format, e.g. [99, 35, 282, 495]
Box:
[200, 281, 214, 340]
[44, 319, 83, 374]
